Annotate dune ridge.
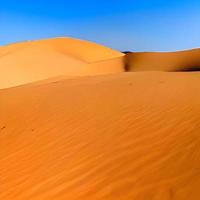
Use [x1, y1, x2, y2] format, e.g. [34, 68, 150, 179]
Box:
[2, 37, 200, 89]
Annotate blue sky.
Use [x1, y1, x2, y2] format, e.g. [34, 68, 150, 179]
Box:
[1, 0, 200, 51]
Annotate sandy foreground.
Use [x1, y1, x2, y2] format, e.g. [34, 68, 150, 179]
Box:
[1, 38, 200, 199]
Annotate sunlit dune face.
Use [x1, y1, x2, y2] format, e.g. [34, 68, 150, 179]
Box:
[0, 37, 124, 89]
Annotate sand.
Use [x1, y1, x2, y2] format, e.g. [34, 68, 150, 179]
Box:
[1, 72, 200, 199]
[125, 48, 200, 72]
[0, 38, 124, 89]
[1, 38, 200, 199]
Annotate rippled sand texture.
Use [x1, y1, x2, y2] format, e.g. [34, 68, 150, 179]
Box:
[1, 72, 200, 200]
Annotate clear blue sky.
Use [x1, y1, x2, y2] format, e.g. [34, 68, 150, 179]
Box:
[1, 0, 200, 51]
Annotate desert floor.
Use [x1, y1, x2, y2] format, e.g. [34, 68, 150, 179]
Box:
[1, 38, 200, 200]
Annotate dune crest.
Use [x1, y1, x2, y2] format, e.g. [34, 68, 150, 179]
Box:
[0, 37, 124, 89]
[125, 48, 200, 71]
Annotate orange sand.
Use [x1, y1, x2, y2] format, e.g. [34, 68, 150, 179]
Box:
[1, 72, 200, 199]
[125, 48, 200, 71]
[1, 38, 200, 200]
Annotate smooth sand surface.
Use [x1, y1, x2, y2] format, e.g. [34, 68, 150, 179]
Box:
[1, 72, 200, 200]
[0, 38, 124, 89]
[125, 48, 200, 71]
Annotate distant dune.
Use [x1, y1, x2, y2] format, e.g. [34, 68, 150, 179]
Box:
[0, 37, 124, 89]
[125, 48, 200, 71]
[1, 38, 200, 89]
[1, 72, 200, 199]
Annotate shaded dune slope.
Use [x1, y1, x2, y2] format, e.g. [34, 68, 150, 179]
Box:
[125, 48, 200, 71]
[1, 72, 200, 199]
[0, 38, 124, 89]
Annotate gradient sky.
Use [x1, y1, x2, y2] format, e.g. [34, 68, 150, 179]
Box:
[1, 0, 200, 51]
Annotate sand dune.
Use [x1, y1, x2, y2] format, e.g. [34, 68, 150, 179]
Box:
[1, 37, 200, 199]
[1, 37, 200, 89]
[1, 72, 200, 199]
[0, 37, 124, 89]
[125, 48, 200, 71]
